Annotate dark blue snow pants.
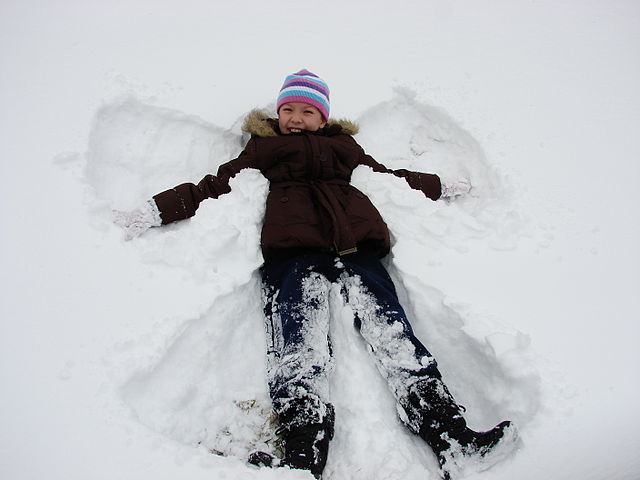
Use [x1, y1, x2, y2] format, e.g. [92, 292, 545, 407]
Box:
[260, 251, 442, 429]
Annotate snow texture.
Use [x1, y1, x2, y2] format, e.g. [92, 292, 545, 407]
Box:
[87, 92, 537, 479]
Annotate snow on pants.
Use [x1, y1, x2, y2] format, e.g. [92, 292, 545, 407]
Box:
[260, 251, 442, 428]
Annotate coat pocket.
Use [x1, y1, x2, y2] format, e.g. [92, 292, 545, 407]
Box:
[265, 187, 321, 226]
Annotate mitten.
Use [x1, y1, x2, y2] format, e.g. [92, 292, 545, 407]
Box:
[113, 200, 162, 240]
[441, 179, 472, 199]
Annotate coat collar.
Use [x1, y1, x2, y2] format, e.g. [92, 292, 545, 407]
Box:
[241, 109, 359, 138]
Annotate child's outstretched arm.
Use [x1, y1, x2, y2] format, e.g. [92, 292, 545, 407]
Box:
[113, 139, 258, 239]
[349, 137, 471, 201]
[348, 137, 441, 200]
[152, 142, 256, 224]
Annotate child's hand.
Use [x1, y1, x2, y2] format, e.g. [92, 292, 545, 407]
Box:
[113, 200, 161, 241]
[441, 179, 472, 199]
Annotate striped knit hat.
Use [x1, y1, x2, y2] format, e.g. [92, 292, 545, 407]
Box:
[277, 69, 330, 121]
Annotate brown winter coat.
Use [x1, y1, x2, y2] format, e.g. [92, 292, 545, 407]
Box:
[152, 109, 442, 259]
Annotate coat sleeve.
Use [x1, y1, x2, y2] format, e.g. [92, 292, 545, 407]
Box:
[350, 137, 442, 201]
[152, 138, 258, 225]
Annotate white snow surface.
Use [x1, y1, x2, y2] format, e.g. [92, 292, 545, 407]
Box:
[2, 1, 639, 479]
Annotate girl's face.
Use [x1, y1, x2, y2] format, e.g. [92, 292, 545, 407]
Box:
[278, 102, 327, 134]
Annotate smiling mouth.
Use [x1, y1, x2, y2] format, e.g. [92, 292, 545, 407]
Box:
[289, 127, 303, 133]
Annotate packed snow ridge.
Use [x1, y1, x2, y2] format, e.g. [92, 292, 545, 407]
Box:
[85, 88, 539, 479]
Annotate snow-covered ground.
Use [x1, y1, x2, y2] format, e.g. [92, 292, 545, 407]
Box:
[2, 1, 639, 479]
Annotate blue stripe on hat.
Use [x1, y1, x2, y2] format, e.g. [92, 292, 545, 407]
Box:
[278, 88, 329, 111]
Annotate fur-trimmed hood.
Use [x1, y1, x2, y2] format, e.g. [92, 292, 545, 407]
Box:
[241, 108, 359, 138]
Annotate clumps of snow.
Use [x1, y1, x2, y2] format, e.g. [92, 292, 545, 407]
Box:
[265, 271, 334, 426]
[119, 275, 274, 460]
[84, 92, 540, 479]
[340, 272, 437, 399]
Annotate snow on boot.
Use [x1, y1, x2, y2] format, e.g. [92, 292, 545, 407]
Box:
[402, 378, 518, 479]
[249, 402, 335, 479]
[436, 420, 518, 479]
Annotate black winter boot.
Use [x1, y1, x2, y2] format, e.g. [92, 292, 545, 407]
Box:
[281, 419, 334, 478]
[403, 378, 518, 479]
[248, 401, 335, 479]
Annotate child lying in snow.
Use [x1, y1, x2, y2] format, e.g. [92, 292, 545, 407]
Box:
[114, 69, 517, 479]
